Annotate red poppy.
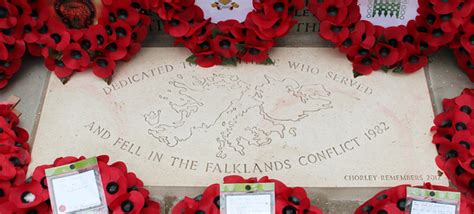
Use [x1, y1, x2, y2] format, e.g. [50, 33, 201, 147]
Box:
[352, 56, 381, 75]
[9, 181, 44, 209]
[401, 54, 428, 73]
[211, 35, 238, 59]
[99, 161, 128, 204]
[61, 44, 90, 70]
[0, 155, 16, 180]
[195, 51, 223, 68]
[44, 57, 74, 78]
[93, 57, 116, 79]
[110, 190, 145, 214]
[430, 0, 463, 14]
[0, 1, 18, 28]
[319, 21, 349, 44]
[17, 202, 51, 214]
[312, 0, 351, 25]
[142, 199, 161, 214]
[102, 0, 141, 26]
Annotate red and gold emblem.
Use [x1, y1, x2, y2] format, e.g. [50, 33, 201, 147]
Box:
[54, 0, 97, 29]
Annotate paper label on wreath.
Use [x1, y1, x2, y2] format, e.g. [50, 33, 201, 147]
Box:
[195, 0, 254, 23]
[405, 187, 461, 214]
[45, 157, 108, 214]
[48, 0, 103, 29]
[359, 0, 418, 27]
[29, 48, 448, 187]
[220, 183, 275, 214]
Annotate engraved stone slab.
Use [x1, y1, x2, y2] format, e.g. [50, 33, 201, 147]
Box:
[29, 48, 448, 187]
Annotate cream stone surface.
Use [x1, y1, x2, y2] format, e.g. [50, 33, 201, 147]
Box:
[29, 47, 447, 187]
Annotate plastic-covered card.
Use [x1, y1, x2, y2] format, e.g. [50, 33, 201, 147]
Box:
[45, 157, 107, 214]
[220, 183, 275, 214]
[405, 187, 461, 214]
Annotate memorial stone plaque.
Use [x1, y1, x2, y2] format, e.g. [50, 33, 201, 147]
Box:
[29, 48, 448, 187]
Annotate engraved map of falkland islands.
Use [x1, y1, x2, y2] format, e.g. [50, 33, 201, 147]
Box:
[143, 74, 332, 159]
[29, 48, 448, 187]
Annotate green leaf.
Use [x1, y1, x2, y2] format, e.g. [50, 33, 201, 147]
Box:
[353, 71, 363, 78]
[49, 48, 59, 59]
[260, 58, 275, 65]
[378, 35, 386, 42]
[381, 66, 389, 73]
[186, 55, 197, 64]
[236, 43, 245, 52]
[392, 65, 404, 73]
[212, 28, 224, 38]
[222, 57, 237, 66]
[428, 56, 434, 63]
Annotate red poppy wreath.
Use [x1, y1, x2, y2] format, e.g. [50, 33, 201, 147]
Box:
[451, 6, 474, 82]
[431, 88, 474, 199]
[172, 175, 323, 214]
[23, 0, 153, 82]
[0, 101, 160, 213]
[308, 0, 470, 77]
[151, 0, 304, 67]
[355, 183, 474, 214]
[0, 155, 162, 213]
[0, 0, 29, 89]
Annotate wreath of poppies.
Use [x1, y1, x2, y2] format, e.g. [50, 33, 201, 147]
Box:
[152, 0, 304, 67]
[308, 0, 470, 77]
[451, 6, 474, 82]
[172, 175, 323, 214]
[0, 0, 28, 89]
[355, 183, 474, 214]
[0, 155, 161, 213]
[431, 88, 474, 200]
[0, 103, 161, 213]
[23, 0, 152, 81]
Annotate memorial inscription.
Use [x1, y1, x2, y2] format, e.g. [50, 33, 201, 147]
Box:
[29, 48, 447, 187]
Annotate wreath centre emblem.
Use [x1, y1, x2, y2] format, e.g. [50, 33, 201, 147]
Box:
[54, 0, 96, 29]
[212, 0, 240, 10]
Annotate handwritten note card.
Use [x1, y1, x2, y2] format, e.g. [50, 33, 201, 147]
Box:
[51, 170, 103, 213]
[225, 194, 272, 214]
[411, 200, 457, 214]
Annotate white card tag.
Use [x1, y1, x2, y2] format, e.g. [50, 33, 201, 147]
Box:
[195, 0, 254, 23]
[220, 183, 275, 214]
[359, 0, 418, 27]
[226, 194, 272, 214]
[46, 157, 108, 214]
[406, 187, 461, 214]
[410, 200, 457, 214]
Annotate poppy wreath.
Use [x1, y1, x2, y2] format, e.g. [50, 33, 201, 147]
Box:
[355, 183, 474, 214]
[0, 103, 31, 195]
[308, 0, 470, 77]
[0, 155, 161, 213]
[23, 0, 153, 82]
[172, 175, 323, 214]
[151, 0, 304, 67]
[451, 6, 474, 82]
[0, 0, 29, 89]
[431, 88, 474, 200]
